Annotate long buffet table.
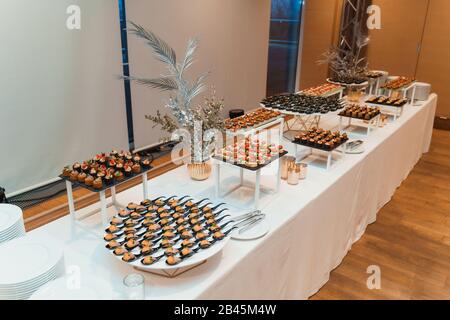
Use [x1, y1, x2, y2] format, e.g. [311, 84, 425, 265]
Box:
[28, 94, 437, 299]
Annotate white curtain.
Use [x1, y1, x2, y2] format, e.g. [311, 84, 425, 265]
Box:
[0, 0, 128, 195]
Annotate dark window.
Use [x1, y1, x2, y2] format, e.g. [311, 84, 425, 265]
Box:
[266, 0, 303, 96]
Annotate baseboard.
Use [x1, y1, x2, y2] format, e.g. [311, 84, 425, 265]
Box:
[434, 116, 450, 131]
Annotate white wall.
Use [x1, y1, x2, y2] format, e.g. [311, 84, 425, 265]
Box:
[0, 0, 271, 195]
[126, 0, 271, 149]
[0, 0, 128, 195]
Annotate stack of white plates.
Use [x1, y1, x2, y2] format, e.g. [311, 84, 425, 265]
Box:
[0, 235, 65, 300]
[0, 204, 26, 244]
[30, 275, 114, 300]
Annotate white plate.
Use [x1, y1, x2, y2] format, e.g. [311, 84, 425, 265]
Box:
[113, 235, 230, 271]
[0, 204, 23, 233]
[0, 235, 64, 286]
[30, 275, 114, 300]
[0, 262, 63, 290]
[231, 220, 270, 241]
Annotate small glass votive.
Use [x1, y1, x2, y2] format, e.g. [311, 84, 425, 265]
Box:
[298, 163, 308, 180]
[287, 165, 301, 185]
[123, 273, 145, 300]
[281, 156, 296, 180]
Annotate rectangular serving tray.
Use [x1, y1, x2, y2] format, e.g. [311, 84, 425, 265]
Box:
[213, 151, 288, 172]
[292, 139, 347, 153]
[59, 166, 153, 193]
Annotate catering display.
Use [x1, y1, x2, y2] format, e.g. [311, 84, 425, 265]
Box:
[365, 96, 408, 107]
[328, 74, 368, 85]
[61, 150, 153, 229]
[60, 150, 152, 192]
[261, 94, 346, 115]
[0, 204, 26, 244]
[224, 108, 282, 132]
[338, 105, 381, 121]
[214, 139, 288, 209]
[338, 105, 381, 136]
[300, 83, 344, 97]
[365, 71, 384, 79]
[0, 235, 65, 300]
[381, 76, 415, 90]
[293, 128, 349, 152]
[293, 128, 349, 170]
[103, 196, 260, 276]
[214, 138, 287, 170]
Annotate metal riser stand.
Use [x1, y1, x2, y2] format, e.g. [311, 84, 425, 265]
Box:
[214, 160, 282, 210]
[65, 173, 149, 232]
[338, 114, 381, 136]
[295, 144, 347, 171]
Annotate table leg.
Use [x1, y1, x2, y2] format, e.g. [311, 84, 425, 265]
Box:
[215, 163, 220, 198]
[111, 185, 117, 205]
[99, 191, 108, 228]
[254, 170, 261, 209]
[239, 167, 244, 187]
[327, 152, 332, 171]
[276, 157, 281, 193]
[66, 180, 76, 222]
[142, 173, 149, 200]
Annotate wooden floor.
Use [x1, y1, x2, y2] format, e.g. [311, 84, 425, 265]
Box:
[312, 129, 450, 300]
[22, 129, 450, 300]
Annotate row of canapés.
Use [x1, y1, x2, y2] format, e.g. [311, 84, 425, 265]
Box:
[61, 150, 151, 189]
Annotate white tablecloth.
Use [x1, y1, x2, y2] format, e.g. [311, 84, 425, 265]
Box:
[28, 94, 437, 300]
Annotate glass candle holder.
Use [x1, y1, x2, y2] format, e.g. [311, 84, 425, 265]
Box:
[123, 273, 145, 300]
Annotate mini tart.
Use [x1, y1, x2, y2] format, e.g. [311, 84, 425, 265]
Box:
[185, 201, 194, 208]
[123, 227, 137, 234]
[166, 256, 181, 266]
[127, 203, 138, 210]
[175, 206, 185, 213]
[181, 239, 195, 248]
[136, 205, 146, 213]
[140, 240, 153, 248]
[106, 240, 121, 250]
[162, 231, 176, 239]
[164, 247, 179, 256]
[156, 207, 166, 214]
[77, 173, 87, 183]
[177, 225, 187, 233]
[140, 246, 155, 256]
[209, 224, 221, 233]
[110, 217, 123, 226]
[206, 218, 216, 226]
[160, 239, 173, 249]
[159, 211, 171, 219]
[84, 175, 94, 186]
[195, 232, 208, 240]
[160, 218, 171, 226]
[142, 218, 155, 227]
[125, 239, 140, 250]
[132, 163, 141, 174]
[124, 219, 138, 228]
[124, 233, 137, 241]
[104, 233, 117, 241]
[105, 225, 120, 233]
[113, 247, 127, 256]
[176, 218, 188, 226]
[204, 212, 215, 220]
[93, 178, 103, 189]
[141, 256, 157, 266]
[140, 199, 151, 206]
[122, 252, 137, 263]
[188, 212, 200, 220]
[148, 224, 161, 232]
[162, 225, 175, 232]
[199, 240, 211, 249]
[118, 209, 130, 218]
[142, 232, 157, 240]
[213, 231, 225, 240]
[154, 199, 165, 206]
[180, 247, 193, 258]
[192, 224, 203, 233]
[181, 231, 193, 239]
[130, 212, 142, 220]
[189, 218, 200, 226]
[69, 171, 79, 182]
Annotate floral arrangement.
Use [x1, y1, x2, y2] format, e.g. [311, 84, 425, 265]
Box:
[124, 22, 224, 163]
[318, 23, 370, 85]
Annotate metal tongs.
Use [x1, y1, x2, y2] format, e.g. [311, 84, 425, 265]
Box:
[232, 210, 265, 235]
[347, 140, 364, 151]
